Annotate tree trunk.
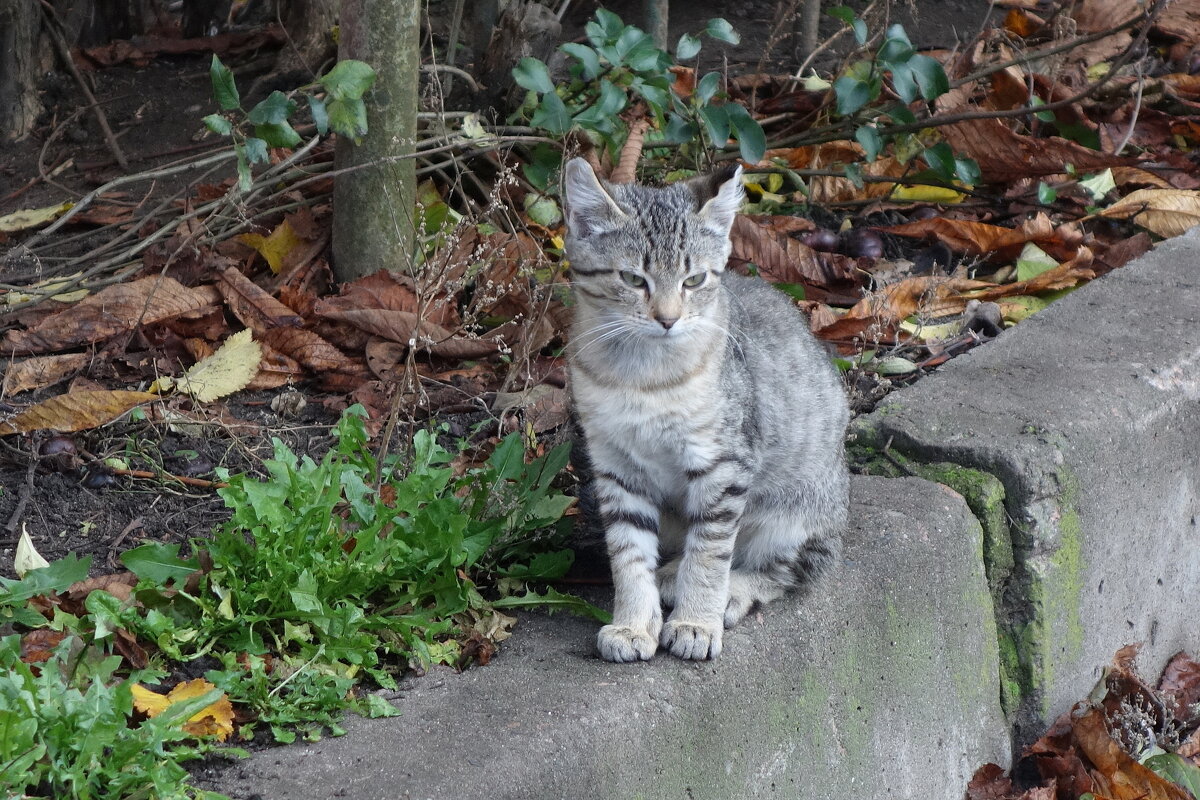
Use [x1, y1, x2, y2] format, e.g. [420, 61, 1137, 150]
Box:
[331, 0, 420, 282]
[0, 0, 44, 142]
[643, 0, 668, 49]
[274, 0, 338, 79]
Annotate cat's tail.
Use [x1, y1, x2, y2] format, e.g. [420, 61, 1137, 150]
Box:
[723, 533, 841, 627]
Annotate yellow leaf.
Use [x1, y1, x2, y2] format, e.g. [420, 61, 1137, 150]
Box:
[890, 184, 965, 203]
[0, 202, 73, 233]
[15, 524, 49, 577]
[899, 318, 962, 341]
[158, 329, 262, 403]
[132, 679, 235, 742]
[0, 390, 157, 436]
[1100, 188, 1200, 238]
[2, 272, 88, 306]
[239, 219, 304, 274]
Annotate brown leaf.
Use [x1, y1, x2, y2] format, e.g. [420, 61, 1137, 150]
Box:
[940, 117, 1135, 183]
[965, 763, 1013, 800]
[2, 277, 212, 355]
[258, 327, 356, 375]
[1072, 705, 1193, 800]
[1159, 651, 1200, 713]
[3, 353, 91, 396]
[729, 215, 859, 291]
[0, 390, 157, 435]
[966, 249, 1096, 301]
[1099, 189, 1200, 238]
[836, 275, 991, 327]
[66, 572, 138, 602]
[216, 265, 304, 333]
[244, 342, 305, 391]
[21, 629, 67, 664]
[878, 215, 1060, 259]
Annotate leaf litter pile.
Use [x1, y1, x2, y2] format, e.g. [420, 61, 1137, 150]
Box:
[969, 646, 1200, 800]
[1, 0, 1200, 795]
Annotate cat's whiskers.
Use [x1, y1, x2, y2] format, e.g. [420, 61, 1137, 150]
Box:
[571, 319, 640, 359]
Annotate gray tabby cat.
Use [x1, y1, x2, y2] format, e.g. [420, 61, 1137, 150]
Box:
[562, 158, 850, 662]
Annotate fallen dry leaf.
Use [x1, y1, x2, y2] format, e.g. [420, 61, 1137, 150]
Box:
[20, 629, 67, 664]
[2, 353, 91, 397]
[131, 678, 235, 741]
[729, 215, 859, 293]
[0, 201, 73, 233]
[216, 265, 304, 333]
[2, 277, 212, 356]
[1099, 189, 1200, 238]
[240, 219, 305, 275]
[153, 329, 262, 402]
[0, 390, 157, 435]
[1072, 704, 1193, 800]
[1158, 651, 1200, 713]
[940, 117, 1135, 183]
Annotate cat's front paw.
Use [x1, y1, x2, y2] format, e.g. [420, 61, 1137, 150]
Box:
[597, 624, 659, 662]
[660, 618, 722, 660]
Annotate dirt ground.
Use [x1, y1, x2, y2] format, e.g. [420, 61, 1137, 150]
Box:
[0, 0, 993, 580]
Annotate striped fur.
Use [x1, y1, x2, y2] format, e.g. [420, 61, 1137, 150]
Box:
[562, 159, 850, 662]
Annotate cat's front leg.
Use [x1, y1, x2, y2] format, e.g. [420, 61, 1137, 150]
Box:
[661, 474, 748, 660]
[594, 474, 663, 662]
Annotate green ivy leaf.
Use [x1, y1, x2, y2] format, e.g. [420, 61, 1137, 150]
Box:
[908, 54, 950, 100]
[705, 18, 740, 44]
[879, 24, 914, 62]
[834, 76, 872, 115]
[512, 57, 556, 94]
[210, 54, 240, 111]
[308, 95, 329, 136]
[1144, 753, 1200, 798]
[1037, 182, 1058, 204]
[676, 33, 702, 60]
[255, 120, 302, 149]
[728, 104, 766, 164]
[595, 79, 627, 116]
[922, 141, 956, 180]
[318, 59, 376, 101]
[593, 8, 624, 39]
[698, 103, 731, 147]
[327, 97, 369, 141]
[694, 71, 722, 105]
[203, 114, 232, 136]
[954, 157, 981, 186]
[890, 62, 918, 104]
[242, 136, 269, 164]
[560, 43, 602, 80]
[532, 92, 572, 134]
[248, 91, 297, 125]
[855, 125, 883, 161]
[632, 76, 670, 114]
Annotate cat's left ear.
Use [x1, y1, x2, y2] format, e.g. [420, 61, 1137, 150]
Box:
[695, 164, 744, 236]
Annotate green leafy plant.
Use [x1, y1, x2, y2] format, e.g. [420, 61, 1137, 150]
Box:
[824, 7, 979, 188]
[204, 56, 377, 191]
[104, 406, 603, 739]
[2, 408, 599, 794]
[513, 9, 765, 166]
[0, 635, 231, 800]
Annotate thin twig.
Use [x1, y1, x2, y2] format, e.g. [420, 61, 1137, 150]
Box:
[37, 2, 130, 171]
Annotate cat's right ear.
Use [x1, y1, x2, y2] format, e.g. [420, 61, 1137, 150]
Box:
[563, 158, 626, 239]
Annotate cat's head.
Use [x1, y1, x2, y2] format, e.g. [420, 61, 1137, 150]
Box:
[562, 158, 743, 337]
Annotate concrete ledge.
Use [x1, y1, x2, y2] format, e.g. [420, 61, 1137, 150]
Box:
[208, 476, 1010, 800]
[852, 228, 1200, 743]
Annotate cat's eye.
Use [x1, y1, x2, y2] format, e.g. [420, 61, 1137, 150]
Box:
[620, 271, 648, 288]
[682, 272, 707, 288]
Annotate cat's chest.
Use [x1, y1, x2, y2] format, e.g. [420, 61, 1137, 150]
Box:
[576, 379, 723, 490]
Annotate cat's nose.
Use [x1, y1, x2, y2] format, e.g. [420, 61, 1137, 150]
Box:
[655, 315, 679, 330]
